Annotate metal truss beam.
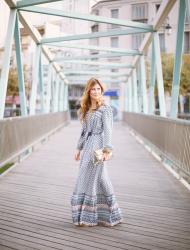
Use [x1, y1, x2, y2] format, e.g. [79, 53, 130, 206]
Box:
[45, 62, 53, 113]
[14, 12, 27, 116]
[149, 37, 156, 114]
[48, 43, 141, 55]
[63, 84, 68, 111]
[4, 1, 67, 85]
[125, 84, 129, 111]
[17, 11, 66, 81]
[132, 69, 138, 112]
[41, 28, 150, 44]
[39, 48, 45, 113]
[54, 52, 132, 61]
[170, 0, 186, 118]
[186, 0, 190, 23]
[17, 0, 62, 8]
[67, 79, 124, 85]
[86, 65, 132, 70]
[153, 32, 166, 116]
[62, 65, 130, 70]
[128, 77, 132, 112]
[52, 74, 59, 112]
[63, 66, 131, 70]
[128, 0, 176, 77]
[18, 6, 153, 31]
[65, 75, 126, 79]
[139, 56, 148, 114]
[64, 71, 128, 77]
[59, 81, 64, 111]
[29, 45, 41, 115]
[0, 9, 17, 119]
[59, 60, 132, 68]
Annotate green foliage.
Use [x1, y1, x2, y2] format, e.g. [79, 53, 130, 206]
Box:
[180, 54, 190, 96]
[161, 53, 190, 96]
[0, 163, 14, 175]
[7, 67, 19, 96]
[7, 65, 30, 98]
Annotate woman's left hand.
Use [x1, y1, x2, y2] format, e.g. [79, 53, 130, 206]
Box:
[103, 152, 111, 161]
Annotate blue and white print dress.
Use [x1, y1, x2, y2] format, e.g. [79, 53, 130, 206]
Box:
[71, 104, 123, 226]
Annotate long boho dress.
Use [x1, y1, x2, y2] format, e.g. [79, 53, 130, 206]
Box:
[71, 104, 123, 226]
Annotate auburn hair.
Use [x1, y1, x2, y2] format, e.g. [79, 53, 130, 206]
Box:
[77, 78, 105, 122]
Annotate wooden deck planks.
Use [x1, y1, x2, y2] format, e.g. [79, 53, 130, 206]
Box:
[0, 121, 190, 250]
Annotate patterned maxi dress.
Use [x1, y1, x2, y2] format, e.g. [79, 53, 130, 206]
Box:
[71, 104, 123, 226]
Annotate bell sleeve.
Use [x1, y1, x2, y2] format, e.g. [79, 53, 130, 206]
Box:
[102, 105, 113, 153]
[76, 119, 87, 151]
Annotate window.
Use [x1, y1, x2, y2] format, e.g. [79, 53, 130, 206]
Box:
[111, 37, 119, 48]
[109, 9, 119, 29]
[94, 9, 99, 16]
[111, 68, 118, 73]
[155, 4, 160, 12]
[91, 24, 99, 33]
[184, 32, 190, 53]
[111, 68, 119, 79]
[132, 3, 148, 22]
[111, 9, 119, 18]
[91, 24, 99, 47]
[132, 33, 145, 49]
[159, 33, 165, 52]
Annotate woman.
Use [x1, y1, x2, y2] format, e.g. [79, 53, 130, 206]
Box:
[71, 78, 123, 227]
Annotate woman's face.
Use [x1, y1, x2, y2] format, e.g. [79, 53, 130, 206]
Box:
[89, 83, 102, 101]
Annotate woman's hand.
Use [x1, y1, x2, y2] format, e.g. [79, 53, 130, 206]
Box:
[103, 152, 112, 161]
[75, 150, 81, 161]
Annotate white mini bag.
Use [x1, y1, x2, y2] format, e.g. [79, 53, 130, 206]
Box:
[93, 148, 113, 166]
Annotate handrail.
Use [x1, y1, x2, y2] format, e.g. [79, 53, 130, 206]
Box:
[123, 112, 190, 182]
[0, 111, 70, 168]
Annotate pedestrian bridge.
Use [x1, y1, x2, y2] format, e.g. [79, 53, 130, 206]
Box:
[0, 112, 190, 249]
[0, 113, 190, 250]
[0, 0, 190, 248]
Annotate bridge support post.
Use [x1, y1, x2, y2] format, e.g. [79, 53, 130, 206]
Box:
[124, 83, 129, 111]
[170, 0, 186, 118]
[29, 44, 41, 115]
[185, 0, 190, 24]
[59, 81, 64, 111]
[139, 55, 148, 114]
[45, 62, 53, 113]
[132, 69, 138, 112]
[14, 12, 27, 116]
[51, 71, 55, 112]
[149, 36, 156, 115]
[153, 32, 166, 117]
[0, 9, 17, 119]
[53, 72, 60, 112]
[39, 47, 45, 113]
[136, 64, 142, 112]
[53, 74, 60, 112]
[128, 77, 132, 112]
[63, 84, 68, 111]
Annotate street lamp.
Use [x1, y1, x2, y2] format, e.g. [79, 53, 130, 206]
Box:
[165, 23, 172, 35]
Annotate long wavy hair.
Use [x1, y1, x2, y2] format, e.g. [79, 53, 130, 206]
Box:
[77, 78, 105, 122]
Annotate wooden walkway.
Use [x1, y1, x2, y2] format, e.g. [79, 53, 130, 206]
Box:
[0, 121, 190, 250]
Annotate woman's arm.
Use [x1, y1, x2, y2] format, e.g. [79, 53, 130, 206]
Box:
[102, 105, 113, 154]
[76, 119, 87, 151]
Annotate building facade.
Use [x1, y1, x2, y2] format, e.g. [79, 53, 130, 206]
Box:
[90, 0, 190, 118]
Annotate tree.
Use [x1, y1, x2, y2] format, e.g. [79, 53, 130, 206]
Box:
[161, 53, 190, 96]
[7, 67, 19, 97]
[7, 65, 30, 99]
